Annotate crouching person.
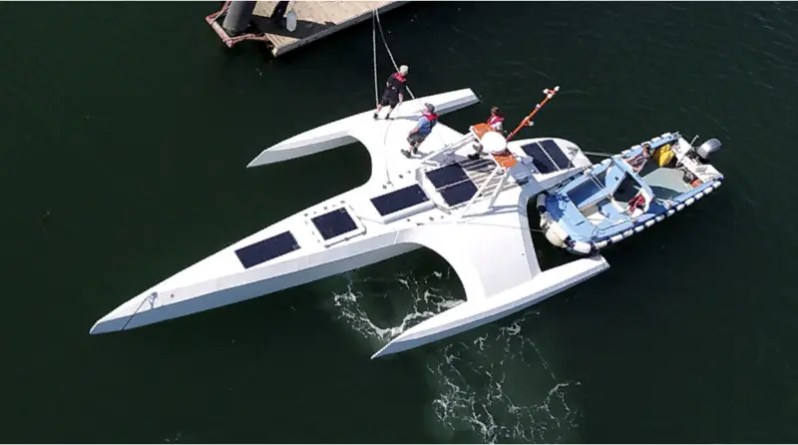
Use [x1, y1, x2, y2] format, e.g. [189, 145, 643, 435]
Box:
[402, 103, 438, 158]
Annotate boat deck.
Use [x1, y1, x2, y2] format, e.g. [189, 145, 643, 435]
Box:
[206, 1, 408, 56]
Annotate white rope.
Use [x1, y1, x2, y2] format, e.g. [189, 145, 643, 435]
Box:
[581, 150, 614, 157]
[375, 9, 415, 100]
[372, 11, 379, 107]
[372, 9, 453, 152]
[371, 7, 450, 179]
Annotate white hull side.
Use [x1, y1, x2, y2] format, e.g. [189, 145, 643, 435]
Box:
[91, 241, 418, 334]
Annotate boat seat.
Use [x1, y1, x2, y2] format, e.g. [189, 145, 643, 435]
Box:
[598, 199, 628, 224]
[570, 164, 627, 211]
[492, 152, 517, 168]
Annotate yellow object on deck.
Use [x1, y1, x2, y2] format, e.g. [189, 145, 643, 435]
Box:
[654, 144, 675, 167]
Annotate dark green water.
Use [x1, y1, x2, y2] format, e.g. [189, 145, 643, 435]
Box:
[3, 1, 798, 442]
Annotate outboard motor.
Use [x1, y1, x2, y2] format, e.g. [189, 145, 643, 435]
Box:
[697, 138, 722, 161]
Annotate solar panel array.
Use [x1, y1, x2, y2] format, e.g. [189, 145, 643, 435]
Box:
[370, 184, 430, 217]
[425, 163, 469, 189]
[311, 207, 359, 241]
[235, 231, 300, 269]
[440, 181, 478, 206]
[520, 139, 573, 173]
[424, 163, 478, 207]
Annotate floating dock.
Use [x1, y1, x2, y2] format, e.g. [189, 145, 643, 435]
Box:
[206, 1, 408, 56]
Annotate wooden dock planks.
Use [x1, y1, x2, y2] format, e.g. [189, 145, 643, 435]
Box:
[250, 1, 408, 56]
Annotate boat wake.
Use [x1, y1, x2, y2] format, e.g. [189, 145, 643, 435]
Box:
[330, 268, 582, 443]
[426, 317, 581, 443]
[332, 268, 462, 348]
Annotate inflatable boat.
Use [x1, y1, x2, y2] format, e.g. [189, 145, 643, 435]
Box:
[536, 132, 724, 255]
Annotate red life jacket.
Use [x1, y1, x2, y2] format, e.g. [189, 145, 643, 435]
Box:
[418, 111, 438, 135]
[627, 193, 646, 212]
[487, 115, 504, 126]
[391, 72, 406, 83]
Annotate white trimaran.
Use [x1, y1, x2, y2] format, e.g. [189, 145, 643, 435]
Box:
[90, 87, 610, 358]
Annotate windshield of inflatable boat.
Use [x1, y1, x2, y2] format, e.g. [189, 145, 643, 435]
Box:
[613, 157, 656, 195]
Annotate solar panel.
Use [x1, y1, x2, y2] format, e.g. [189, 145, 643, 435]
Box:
[370, 184, 430, 216]
[425, 163, 469, 189]
[311, 208, 358, 241]
[520, 142, 558, 174]
[539, 139, 573, 170]
[440, 180, 478, 206]
[235, 231, 300, 269]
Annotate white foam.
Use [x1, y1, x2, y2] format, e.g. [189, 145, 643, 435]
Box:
[329, 268, 581, 443]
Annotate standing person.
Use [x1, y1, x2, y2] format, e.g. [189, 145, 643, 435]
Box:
[402, 103, 438, 158]
[468, 106, 506, 160]
[373, 65, 409, 120]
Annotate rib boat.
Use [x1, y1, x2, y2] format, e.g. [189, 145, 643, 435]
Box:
[537, 132, 724, 255]
[90, 88, 611, 358]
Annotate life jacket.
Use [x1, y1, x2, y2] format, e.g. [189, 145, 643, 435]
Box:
[486, 115, 504, 129]
[387, 72, 406, 92]
[627, 193, 646, 212]
[418, 111, 438, 135]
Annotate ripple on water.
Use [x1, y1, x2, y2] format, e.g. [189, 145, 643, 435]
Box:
[329, 269, 581, 443]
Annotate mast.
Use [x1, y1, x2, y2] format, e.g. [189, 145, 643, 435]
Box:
[506, 86, 560, 142]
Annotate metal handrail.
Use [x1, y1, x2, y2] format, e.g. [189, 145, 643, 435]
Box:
[418, 133, 475, 167]
[460, 166, 502, 217]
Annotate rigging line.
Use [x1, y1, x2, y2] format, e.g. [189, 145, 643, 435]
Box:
[371, 10, 393, 185]
[375, 11, 451, 150]
[581, 150, 615, 157]
[375, 10, 446, 150]
[375, 9, 415, 100]
[372, 8, 444, 170]
[372, 11, 379, 107]
[119, 292, 156, 331]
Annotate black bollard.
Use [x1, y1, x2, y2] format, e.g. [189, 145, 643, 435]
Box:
[222, 0, 257, 36]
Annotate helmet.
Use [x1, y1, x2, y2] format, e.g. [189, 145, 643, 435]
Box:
[399, 65, 409, 75]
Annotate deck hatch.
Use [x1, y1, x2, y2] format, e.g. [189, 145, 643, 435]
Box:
[425, 163, 469, 189]
[234, 231, 300, 269]
[311, 207, 358, 241]
[539, 139, 573, 169]
[371, 184, 430, 216]
[440, 180, 478, 206]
